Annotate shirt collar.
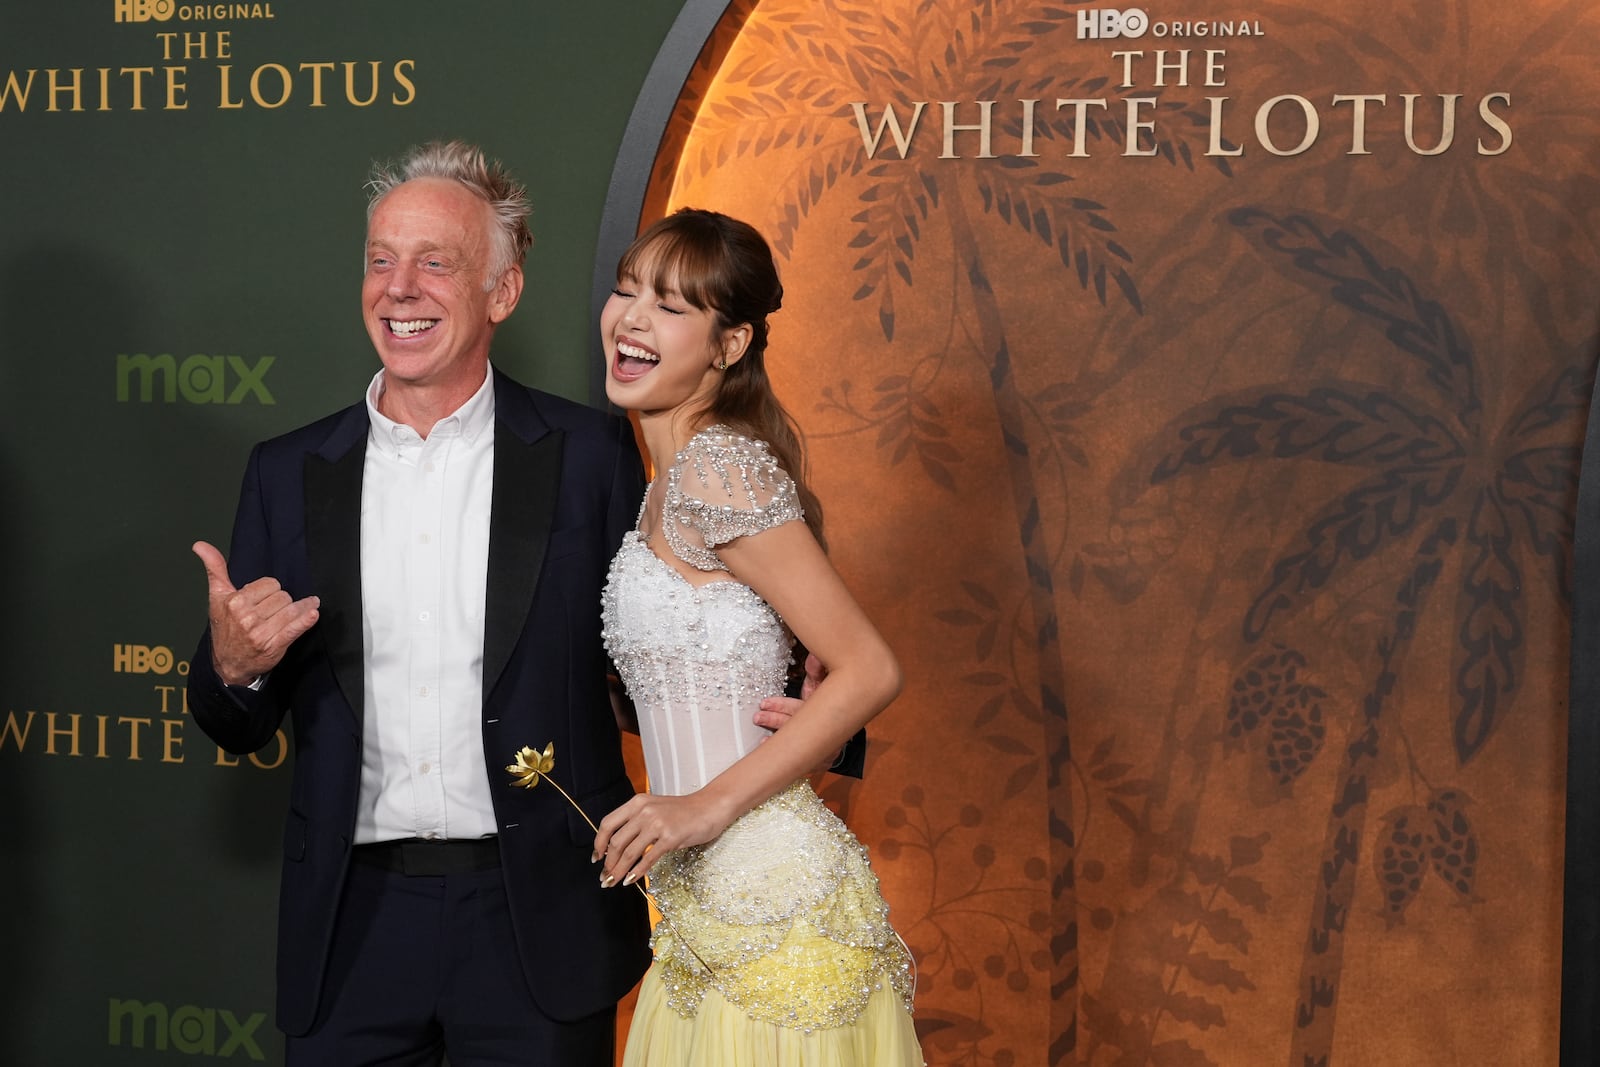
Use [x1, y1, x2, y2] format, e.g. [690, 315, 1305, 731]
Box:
[365, 368, 497, 457]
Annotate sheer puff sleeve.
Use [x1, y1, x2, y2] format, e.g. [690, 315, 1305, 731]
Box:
[662, 426, 805, 573]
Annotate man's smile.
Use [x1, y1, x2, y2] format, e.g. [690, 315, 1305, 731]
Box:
[386, 318, 440, 338]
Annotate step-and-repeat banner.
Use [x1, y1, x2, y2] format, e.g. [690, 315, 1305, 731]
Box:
[0, 3, 685, 1063]
[5, 1, 1598, 1064]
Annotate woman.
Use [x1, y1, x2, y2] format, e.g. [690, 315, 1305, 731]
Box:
[593, 208, 925, 1066]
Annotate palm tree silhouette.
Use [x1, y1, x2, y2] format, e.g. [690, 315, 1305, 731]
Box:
[1139, 207, 1587, 1063]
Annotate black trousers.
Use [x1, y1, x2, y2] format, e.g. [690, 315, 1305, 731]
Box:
[286, 860, 616, 1067]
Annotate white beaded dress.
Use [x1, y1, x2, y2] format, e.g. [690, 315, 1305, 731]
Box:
[604, 426, 923, 1067]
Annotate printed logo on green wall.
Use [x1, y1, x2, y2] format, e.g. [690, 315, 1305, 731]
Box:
[5, 2, 414, 113]
[115, 354, 276, 404]
[108, 997, 269, 1060]
[1, 640, 287, 766]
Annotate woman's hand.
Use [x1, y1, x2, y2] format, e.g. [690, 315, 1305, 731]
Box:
[593, 791, 732, 889]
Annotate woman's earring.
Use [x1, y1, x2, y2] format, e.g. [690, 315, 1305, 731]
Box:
[717, 355, 728, 371]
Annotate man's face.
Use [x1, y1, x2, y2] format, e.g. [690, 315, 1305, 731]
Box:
[362, 177, 521, 395]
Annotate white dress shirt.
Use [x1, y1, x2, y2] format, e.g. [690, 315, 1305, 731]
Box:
[355, 369, 498, 844]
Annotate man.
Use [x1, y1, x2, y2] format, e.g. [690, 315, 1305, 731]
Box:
[189, 142, 655, 1065]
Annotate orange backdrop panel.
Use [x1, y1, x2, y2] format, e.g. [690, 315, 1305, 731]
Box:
[634, 1, 1598, 1062]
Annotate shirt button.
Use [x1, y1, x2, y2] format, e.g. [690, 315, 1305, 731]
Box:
[419, 685, 430, 697]
[419, 610, 431, 622]
[419, 533, 431, 544]
[419, 762, 432, 775]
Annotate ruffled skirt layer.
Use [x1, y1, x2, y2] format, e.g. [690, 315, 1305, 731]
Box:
[622, 960, 924, 1067]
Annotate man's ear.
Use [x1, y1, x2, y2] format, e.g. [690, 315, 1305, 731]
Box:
[488, 265, 524, 325]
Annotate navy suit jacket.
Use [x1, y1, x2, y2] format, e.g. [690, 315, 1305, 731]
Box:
[189, 369, 653, 1036]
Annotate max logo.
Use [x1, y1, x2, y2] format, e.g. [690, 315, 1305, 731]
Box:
[116, 353, 276, 404]
[108, 998, 267, 1059]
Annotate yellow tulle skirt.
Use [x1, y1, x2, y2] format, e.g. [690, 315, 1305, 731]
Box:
[622, 958, 924, 1067]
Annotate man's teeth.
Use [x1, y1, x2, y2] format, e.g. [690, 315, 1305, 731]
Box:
[618, 341, 658, 362]
[390, 319, 438, 338]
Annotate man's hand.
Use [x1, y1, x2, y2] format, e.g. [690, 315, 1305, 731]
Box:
[798, 651, 826, 701]
[754, 653, 842, 774]
[193, 540, 320, 687]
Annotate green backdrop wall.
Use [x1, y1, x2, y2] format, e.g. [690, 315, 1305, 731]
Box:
[1, 3, 684, 1062]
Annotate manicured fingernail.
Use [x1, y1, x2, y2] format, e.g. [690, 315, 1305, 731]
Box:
[600, 873, 616, 888]
[622, 873, 637, 887]
[591, 851, 599, 863]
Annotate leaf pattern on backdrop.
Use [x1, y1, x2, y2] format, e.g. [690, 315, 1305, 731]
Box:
[655, 1, 1600, 1063]
[880, 784, 1055, 1065]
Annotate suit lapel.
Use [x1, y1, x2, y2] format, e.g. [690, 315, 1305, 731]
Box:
[304, 408, 368, 725]
[484, 376, 563, 702]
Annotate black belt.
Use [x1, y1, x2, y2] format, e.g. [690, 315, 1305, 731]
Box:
[353, 837, 501, 876]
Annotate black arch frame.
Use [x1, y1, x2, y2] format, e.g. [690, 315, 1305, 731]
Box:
[588, 0, 733, 406]
[1562, 358, 1600, 1065]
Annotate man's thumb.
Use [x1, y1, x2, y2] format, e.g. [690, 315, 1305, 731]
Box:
[192, 540, 234, 594]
